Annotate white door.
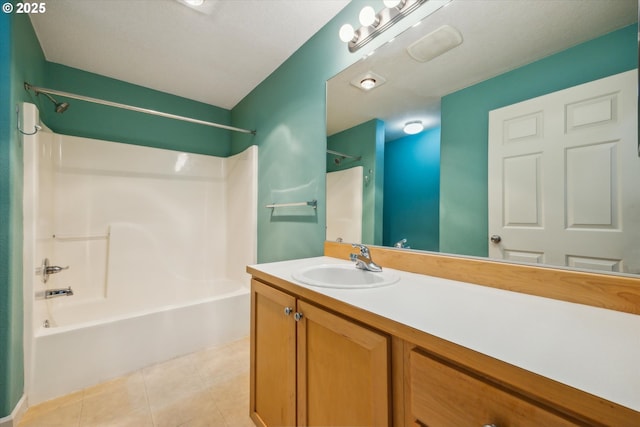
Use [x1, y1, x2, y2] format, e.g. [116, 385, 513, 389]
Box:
[488, 70, 639, 274]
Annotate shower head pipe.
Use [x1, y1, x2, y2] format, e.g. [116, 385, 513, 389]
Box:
[23, 82, 256, 135]
[327, 149, 362, 163]
[37, 90, 70, 113]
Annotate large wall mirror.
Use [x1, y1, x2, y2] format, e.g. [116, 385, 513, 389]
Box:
[326, 0, 639, 275]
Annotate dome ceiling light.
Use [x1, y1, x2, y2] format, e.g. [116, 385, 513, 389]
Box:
[403, 120, 424, 135]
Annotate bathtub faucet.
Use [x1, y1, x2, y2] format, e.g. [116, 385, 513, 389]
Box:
[45, 287, 74, 299]
[39, 258, 69, 283]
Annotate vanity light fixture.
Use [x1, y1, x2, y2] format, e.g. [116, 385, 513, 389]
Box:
[403, 120, 424, 134]
[338, 0, 434, 52]
[383, 0, 405, 8]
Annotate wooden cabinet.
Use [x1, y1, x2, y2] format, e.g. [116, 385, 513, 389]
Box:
[408, 349, 578, 427]
[250, 279, 391, 427]
[250, 279, 297, 426]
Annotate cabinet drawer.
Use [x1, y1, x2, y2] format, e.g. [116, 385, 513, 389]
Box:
[409, 350, 578, 427]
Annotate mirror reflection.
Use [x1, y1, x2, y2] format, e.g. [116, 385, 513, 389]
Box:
[326, 0, 639, 274]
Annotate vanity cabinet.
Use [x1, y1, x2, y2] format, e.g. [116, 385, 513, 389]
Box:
[407, 349, 578, 427]
[248, 255, 640, 427]
[250, 279, 391, 427]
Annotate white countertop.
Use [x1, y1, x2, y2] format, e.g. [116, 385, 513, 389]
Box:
[249, 256, 640, 412]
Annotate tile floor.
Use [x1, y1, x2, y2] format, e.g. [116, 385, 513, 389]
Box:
[18, 337, 255, 427]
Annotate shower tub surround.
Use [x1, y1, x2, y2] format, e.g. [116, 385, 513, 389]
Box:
[22, 103, 257, 404]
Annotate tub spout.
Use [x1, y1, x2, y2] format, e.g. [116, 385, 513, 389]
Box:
[45, 287, 74, 299]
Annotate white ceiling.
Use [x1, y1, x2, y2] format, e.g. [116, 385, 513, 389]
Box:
[327, 0, 638, 141]
[29, 0, 350, 109]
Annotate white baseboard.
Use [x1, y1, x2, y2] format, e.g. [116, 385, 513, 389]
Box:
[0, 395, 27, 427]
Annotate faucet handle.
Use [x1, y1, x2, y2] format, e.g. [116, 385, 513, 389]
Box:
[351, 243, 370, 257]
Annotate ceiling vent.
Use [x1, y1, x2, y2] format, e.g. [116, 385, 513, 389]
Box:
[406, 25, 463, 63]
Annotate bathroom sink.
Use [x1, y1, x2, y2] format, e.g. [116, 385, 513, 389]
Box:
[292, 264, 399, 289]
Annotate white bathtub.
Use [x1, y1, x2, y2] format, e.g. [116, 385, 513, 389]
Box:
[30, 281, 249, 405]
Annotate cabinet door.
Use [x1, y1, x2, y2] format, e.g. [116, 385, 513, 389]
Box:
[251, 280, 297, 427]
[409, 349, 579, 427]
[297, 301, 390, 427]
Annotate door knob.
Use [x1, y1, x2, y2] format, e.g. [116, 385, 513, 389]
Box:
[490, 235, 501, 244]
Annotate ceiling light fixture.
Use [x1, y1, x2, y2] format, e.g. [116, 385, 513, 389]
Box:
[360, 78, 377, 90]
[184, 0, 204, 5]
[338, 0, 448, 53]
[403, 120, 424, 135]
[350, 71, 387, 92]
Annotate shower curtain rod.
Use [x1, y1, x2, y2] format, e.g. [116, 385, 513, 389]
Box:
[24, 82, 256, 135]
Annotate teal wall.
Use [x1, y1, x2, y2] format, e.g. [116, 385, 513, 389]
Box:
[230, 0, 427, 263]
[327, 119, 384, 245]
[440, 24, 638, 257]
[383, 127, 440, 251]
[41, 63, 233, 156]
[1, 9, 47, 417]
[0, 9, 16, 419]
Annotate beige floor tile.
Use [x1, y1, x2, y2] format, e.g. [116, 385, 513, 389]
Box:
[79, 378, 149, 426]
[151, 387, 227, 427]
[145, 369, 209, 410]
[18, 399, 82, 427]
[83, 371, 146, 400]
[196, 338, 250, 387]
[20, 339, 254, 427]
[19, 389, 84, 422]
[80, 406, 153, 427]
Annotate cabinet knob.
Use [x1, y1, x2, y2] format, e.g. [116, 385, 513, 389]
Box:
[482, 424, 497, 427]
[284, 307, 293, 316]
[294, 312, 303, 321]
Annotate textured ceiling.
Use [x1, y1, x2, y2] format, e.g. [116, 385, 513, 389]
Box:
[30, 0, 350, 109]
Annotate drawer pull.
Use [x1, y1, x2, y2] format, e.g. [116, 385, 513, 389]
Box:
[482, 424, 497, 427]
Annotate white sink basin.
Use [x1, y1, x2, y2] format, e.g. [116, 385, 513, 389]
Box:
[292, 264, 399, 289]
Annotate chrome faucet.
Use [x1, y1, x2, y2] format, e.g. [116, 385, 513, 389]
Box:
[39, 258, 69, 283]
[350, 244, 382, 272]
[394, 238, 410, 249]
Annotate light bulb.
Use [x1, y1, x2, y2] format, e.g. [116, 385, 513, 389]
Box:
[383, 0, 401, 8]
[403, 121, 424, 135]
[339, 24, 355, 42]
[359, 6, 377, 27]
[359, 78, 377, 90]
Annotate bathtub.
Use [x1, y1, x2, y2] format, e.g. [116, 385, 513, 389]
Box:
[30, 280, 249, 405]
